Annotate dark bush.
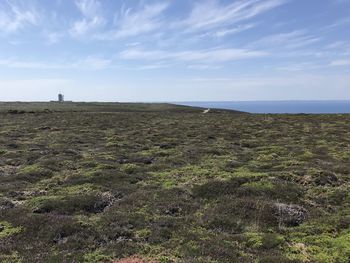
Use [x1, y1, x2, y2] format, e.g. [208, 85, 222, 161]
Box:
[32, 193, 112, 214]
[202, 197, 277, 232]
[181, 235, 243, 263]
[314, 171, 339, 186]
[260, 233, 284, 249]
[192, 177, 250, 199]
[237, 180, 304, 203]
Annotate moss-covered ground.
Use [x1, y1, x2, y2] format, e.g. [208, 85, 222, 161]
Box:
[0, 102, 349, 262]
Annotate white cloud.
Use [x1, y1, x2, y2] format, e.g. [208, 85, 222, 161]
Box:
[81, 56, 112, 69]
[97, 2, 169, 39]
[177, 0, 287, 31]
[0, 56, 112, 70]
[75, 0, 100, 17]
[325, 41, 350, 56]
[215, 24, 255, 37]
[119, 47, 267, 63]
[70, 0, 106, 36]
[70, 16, 105, 35]
[129, 63, 172, 70]
[326, 17, 350, 29]
[0, 2, 39, 33]
[177, 49, 266, 62]
[330, 59, 350, 66]
[187, 64, 222, 70]
[275, 62, 324, 71]
[326, 41, 348, 49]
[201, 23, 255, 38]
[46, 31, 65, 44]
[125, 42, 141, 47]
[252, 30, 320, 49]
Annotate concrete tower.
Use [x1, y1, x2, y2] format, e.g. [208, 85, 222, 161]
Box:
[58, 94, 64, 102]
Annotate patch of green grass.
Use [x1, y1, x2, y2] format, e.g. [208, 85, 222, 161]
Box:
[16, 164, 53, 182]
[242, 180, 275, 191]
[246, 232, 285, 250]
[286, 231, 350, 263]
[246, 232, 263, 249]
[54, 183, 99, 195]
[83, 249, 113, 263]
[0, 252, 22, 263]
[121, 163, 139, 174]
[285, 212, 350, 263]
[149, 165, 215, 188]
[0, 221, 23, 238]
[231, 167, 269, 178]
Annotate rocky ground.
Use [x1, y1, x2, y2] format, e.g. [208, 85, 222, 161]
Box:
[0, 102, 349, 262]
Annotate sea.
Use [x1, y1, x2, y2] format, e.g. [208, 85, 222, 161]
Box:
[176, 101, 350, 114]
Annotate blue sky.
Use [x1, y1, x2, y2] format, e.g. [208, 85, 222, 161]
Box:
[0, 0, 350, 101]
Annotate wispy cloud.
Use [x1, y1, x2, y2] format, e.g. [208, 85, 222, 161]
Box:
[325, 41, 350, 56]
[119, 47, 267, 63]
[97, 2, 169, 40]
[0, 1, 39, 33]
[0, 56, 112, 70]
[187, 64, 222, 70]
[81, 56, 112, 69]
[46, 31, 65, 44]
[201, 23, 255, 38]
[330, 59, 350, 67]
[252, 30, 320, 49]
[327, 17, 350, 29]
[177, 0, 287, 31]
[326, 41, 348, 49]
[70, 0, 106, 36]
[275, 62, 324, 71]
[126, 62, 173, 71]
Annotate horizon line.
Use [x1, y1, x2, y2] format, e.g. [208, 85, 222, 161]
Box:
[1, 100, 350, 103]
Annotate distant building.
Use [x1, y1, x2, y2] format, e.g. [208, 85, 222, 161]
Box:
[58, 94, 64, 102]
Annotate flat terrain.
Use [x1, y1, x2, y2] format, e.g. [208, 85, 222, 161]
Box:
[0, 102, 349, 262]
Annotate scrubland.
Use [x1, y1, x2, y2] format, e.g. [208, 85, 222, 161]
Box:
[0, 102, 349, 262]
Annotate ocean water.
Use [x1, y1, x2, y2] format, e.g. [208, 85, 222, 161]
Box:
[177, 101, 350, 114]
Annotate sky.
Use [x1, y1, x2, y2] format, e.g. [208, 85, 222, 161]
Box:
[0, 0, 350, 102]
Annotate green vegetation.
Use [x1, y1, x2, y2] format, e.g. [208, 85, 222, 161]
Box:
[0, 102, 349, 262]
[0, 221, 23, 238]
